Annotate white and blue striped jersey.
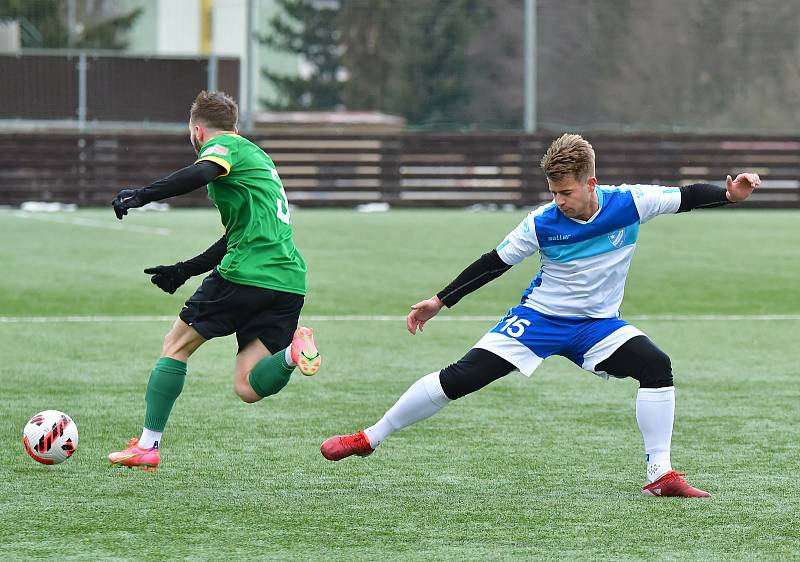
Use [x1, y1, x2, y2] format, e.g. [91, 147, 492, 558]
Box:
[496, 185, 681, 318]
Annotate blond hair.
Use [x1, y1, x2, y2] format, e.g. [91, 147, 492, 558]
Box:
[190, 90, 238, 130]
[540, 133, 595, 182]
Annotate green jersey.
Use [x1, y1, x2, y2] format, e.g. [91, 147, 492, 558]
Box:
[195, 134, 306, 295]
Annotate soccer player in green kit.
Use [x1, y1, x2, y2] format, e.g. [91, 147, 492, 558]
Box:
[107, 91, 320, 470]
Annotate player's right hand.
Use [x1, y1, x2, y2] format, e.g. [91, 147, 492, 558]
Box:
[112, 188, 149, 219]
[725, 173, 761, 202]
[407, 296, 444, 335]
[144, 263, 190, 294]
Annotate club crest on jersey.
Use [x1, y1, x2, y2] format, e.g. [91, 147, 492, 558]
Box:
[608, 229, 625, 248]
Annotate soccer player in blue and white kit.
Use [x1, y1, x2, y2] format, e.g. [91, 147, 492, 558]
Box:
[321, 134, 760, 497]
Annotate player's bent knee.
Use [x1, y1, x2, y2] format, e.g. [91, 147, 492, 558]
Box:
[439, 363, 467, 400]
[639, 348, 673, 388]
[233, 377, 262, 403]
[603, 336, 674, 388]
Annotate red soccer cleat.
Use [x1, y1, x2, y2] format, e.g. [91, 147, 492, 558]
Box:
[642, 470, 711, 497]
[320, 431, 374, 461]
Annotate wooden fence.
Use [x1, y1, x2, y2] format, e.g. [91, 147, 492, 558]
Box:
[0, 131, 797, 208]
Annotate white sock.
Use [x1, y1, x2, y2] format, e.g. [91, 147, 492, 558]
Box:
[364, 372, 452, 448]
[284, 346, 295, 367]
[139, 428, 163, 450]
[636, 386, 675, 483]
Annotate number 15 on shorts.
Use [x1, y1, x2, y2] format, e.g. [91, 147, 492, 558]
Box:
[497, 315, 531, 338]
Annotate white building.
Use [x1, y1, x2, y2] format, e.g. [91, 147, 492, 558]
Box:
[121, 0, 299, 116]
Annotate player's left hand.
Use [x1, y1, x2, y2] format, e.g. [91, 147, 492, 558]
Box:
[725, 173, 760, 203]
[112, 188, 149, 219]
[144, 263, 190, 294]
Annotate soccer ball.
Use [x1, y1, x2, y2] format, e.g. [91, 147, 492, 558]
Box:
[22, 410, 79, 465]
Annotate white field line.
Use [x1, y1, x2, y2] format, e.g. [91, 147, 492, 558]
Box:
[7, 211, 171, 236]
[1, 314, 800, 324]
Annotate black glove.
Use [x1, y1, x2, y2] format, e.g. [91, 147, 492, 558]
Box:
[112, 188, 149, 219]
[143, 263, 190, 294]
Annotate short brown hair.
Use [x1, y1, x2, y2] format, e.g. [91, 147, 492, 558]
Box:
[540, 133, 595, 182]
[190, 90, 239, 130]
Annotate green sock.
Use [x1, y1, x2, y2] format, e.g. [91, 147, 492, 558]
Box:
[143, 357, 187, 432]
[248, 348, 294, 397]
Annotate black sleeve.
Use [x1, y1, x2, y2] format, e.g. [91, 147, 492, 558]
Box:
[180, 235, 227, 276]
[142, 160, 225, 203]
[678, 183, 733, 212]
[436, 250, 512, 308]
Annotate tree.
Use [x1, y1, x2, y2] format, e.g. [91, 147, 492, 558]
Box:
[0, 0, 141, 49]
[260, 0, 490, 125]
[387, 0, 488, 127]
[536, 0, 800, 133]
[460, 0, 524, 128]
[260, 0, 344, 110]
[339, 0, 396, 111]
[73, 4, 142, 50]
[338, 0, 488, 127]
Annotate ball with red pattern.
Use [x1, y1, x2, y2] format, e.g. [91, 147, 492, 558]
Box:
[23, 410, 79, 465]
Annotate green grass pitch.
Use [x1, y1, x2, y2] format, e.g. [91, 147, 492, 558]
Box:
[0, 208, 798, 561]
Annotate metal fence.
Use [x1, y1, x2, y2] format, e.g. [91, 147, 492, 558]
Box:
[1, 131, 797, 209]
[0, 52, 239, 126]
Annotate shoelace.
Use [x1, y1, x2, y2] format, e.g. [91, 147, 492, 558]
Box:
[648, 471, 686, 486]
[660, 471, 686, 479]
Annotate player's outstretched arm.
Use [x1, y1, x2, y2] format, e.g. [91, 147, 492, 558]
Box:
[112, 160, 225, 219]
[144, 235, 227, 294]
[677, 173, 761, 212]
[406, 249, 512, 335]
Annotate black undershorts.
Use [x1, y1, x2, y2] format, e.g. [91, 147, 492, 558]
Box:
[439, 336, 672, 400]
[179, 269, 304, 354]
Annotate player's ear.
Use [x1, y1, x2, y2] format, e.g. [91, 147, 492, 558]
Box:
[587, 176, 598, 190]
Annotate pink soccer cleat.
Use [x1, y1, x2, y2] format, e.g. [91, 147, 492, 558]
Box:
[291, 326, 321, 376]
[320, 431, 374, 461]
[642, 470, 711, 497]
[108, 438, 160, 471]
